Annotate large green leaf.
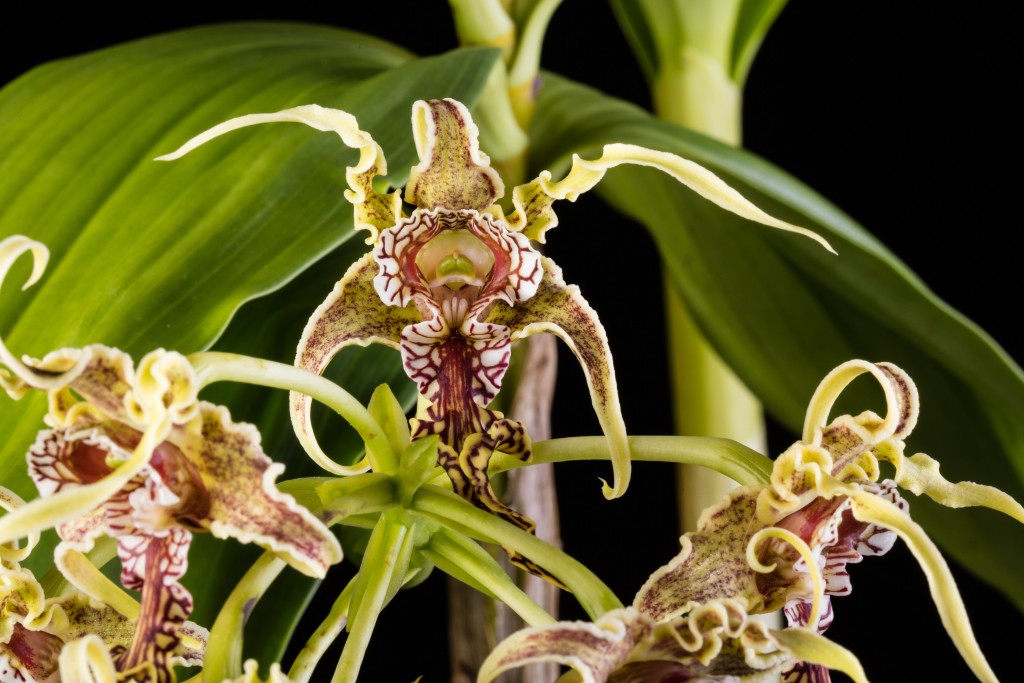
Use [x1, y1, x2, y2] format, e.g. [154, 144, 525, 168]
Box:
[529, 74, 1024, 610]
[0, 22, 497, 658]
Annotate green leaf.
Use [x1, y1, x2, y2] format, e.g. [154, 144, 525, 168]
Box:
[529, 74, 1024, 610]
[0, 22, 497, 656]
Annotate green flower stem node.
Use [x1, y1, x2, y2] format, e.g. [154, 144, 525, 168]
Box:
[367, 384, 411, 460]
[398, 436, 441, 505]
[411, 486, 623, 619]
[315, 474, 398, 525]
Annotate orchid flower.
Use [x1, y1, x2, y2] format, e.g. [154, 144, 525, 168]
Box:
[0, 235, 342, 682]
[157, 98, 831, 575]
[481, 360, 1024, 682]
[634, 360, 1024, 683]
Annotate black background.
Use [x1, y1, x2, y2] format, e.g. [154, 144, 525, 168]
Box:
[3, 2, 1020, 681]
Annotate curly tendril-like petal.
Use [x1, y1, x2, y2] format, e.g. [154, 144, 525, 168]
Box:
[156, 105, 402, 243]
[883, 450, 1024, 524]
[503, 143, 834, 253]
[485, 257, 629, 499]
[801, 360, 918, 445]
[291, 252, 419, 476]
[0, 487, 40, 564]
[746, 527, 825, 632]
[836, 484, 998, 683]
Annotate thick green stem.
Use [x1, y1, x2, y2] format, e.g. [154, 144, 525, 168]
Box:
[411, 486, 622, 619]
[648, 10, 765, 533]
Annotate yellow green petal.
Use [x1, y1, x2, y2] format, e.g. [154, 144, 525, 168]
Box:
[156, 105, 401, 244]
[405, 99, 504, 211]
[484, 257, 629, 499]
[844, 486, 998, 683]
[505, 144, 834, 253]
[773, 627, 869, 683]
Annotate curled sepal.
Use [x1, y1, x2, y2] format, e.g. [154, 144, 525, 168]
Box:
[839, 484, 998, 683]
[195, 404, 343, 578]
[801, 360, 918, 446]
[292, 252, 420, 476]
[504, 145, 834, 253]
[58, 635, 119, 683]
[478, 608, 652, 683]
[156, 105, 401, 243]
[482, 601, 867, 683]
[485, 257, 629, 499]
[405, 99, 504, 211]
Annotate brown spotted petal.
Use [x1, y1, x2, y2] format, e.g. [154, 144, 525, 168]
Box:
[481, 602, 868, 683]
[292, 251, 421, 476]
[189, 403, 342, 578]
[484, 257, 629, 499]
[634, 487, 767, 623]
[477, 608, 652, 683]
[404, 99, 504, 211]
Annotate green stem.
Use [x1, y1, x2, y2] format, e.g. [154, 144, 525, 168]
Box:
[411, 486, 622, 619]
[646, 5, 763, 533]
[422, 527, 555, 627]
[204, 552, 286, 682]
[289, 578, 356, 683]
[187, 351, 397, 475]
[332, 520, 410, 683]
[519, 435, 771, 487]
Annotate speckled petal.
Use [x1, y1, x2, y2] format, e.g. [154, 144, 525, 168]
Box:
[485, 257, 629, 499]
[405, 99, 504, 211]
[292, 252, 420, 476]
[190, 403, 342, 578]
[478, 608, 652, 683]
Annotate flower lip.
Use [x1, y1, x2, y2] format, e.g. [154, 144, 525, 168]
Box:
[415, 229, 494, 290]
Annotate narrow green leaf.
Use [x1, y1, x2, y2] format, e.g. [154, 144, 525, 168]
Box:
[730, 0, 788, 84]
[529, 74, 1024, 610]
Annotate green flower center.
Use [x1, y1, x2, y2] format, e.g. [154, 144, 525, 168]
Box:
[416, 229, 494, 290]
